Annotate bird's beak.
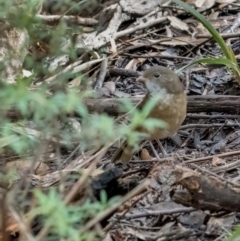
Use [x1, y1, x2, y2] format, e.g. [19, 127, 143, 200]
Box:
[136, 76, 148, 83]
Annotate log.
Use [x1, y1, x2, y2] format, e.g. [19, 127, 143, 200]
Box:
[2, 95, 240, 119]
[172, 166, 240, 212]
[86, 95, 240, 115]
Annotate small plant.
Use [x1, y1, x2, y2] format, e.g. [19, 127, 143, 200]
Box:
[29, 189, 120, 241]
[172, 0, 240, 83]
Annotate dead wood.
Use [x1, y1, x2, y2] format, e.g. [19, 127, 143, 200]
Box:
[172, 166, 240, 212]
[85, 95, 240, 115]
[3, 95, 240, 119]
[36, 14, 98, 26]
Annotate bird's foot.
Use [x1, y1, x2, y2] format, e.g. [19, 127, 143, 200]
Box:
[156, 139, 168, 158]
[149, 141, 161, 161]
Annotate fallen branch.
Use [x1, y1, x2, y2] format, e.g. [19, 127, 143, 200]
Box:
[172, 166, 240, 212]
[36, 14, 98, 26]
[85, 95, 240, 115]
[3, 95, 240, 119]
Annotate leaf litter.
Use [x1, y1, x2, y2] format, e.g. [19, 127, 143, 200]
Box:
[2, 0, 240, 240]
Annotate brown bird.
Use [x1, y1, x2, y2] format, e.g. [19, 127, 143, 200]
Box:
[111, 66, 187, 165]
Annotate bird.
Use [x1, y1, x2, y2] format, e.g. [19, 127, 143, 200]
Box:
[111, 65, 187, 165]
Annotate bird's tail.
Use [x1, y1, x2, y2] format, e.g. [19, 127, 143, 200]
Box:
[111, 140, 134, 165]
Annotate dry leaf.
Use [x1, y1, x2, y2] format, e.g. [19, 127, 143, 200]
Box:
[124, 58, 139, 71]
[94, 87, 111, 98]
[196, 22, 210, 35]
[212, 156, 225, 166]
[195, 0, 215, 10]
[167, 16, 189, 31]
[216, 0, 236, 3]
[104, 81, 116, 94]
[68, 77, 81, 88]
[140, 148, 153, 160]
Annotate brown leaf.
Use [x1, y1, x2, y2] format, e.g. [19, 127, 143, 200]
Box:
[140, 148, 153, 160]
[5, 160, 49, 176]
[104, 81, 116, 94]
[167, 16, 189, 31]
[212, 156, 225, 166]
[94, 86, 111, 98]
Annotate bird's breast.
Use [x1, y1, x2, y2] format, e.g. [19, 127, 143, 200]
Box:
[138, 92, 187, 140]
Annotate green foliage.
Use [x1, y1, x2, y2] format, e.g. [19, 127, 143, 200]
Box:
[122, 96, 167, 149]
[30, 189, 119, 241]
[0, 0, 167, 239]
[172, 0, 240, 83]
[227, 225, 240, 241]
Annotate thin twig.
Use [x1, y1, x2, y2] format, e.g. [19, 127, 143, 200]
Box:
[43, 58, 103, 84]
[94, 56, 108, 90]
[187, 114, 240, 119]
[180, 123, 240, 130]
[123, 207, 195, 219]
[116, 17, 167, 38]
[189, 163, 240, 188]
[9, 206, 36, 241]
[212, 159, 240, 174]
[184, 150, 240, 164]
[122, 53, 192, 60]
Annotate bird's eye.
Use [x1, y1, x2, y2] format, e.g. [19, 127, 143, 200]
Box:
[154, 73, 160, 78]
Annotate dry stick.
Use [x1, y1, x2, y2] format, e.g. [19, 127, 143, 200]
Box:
[85, 95, 240, 115]
[196, 32, 240, 39]
[36, 14, 98, 26]
[94, 56, 108, 90]
[38, 58, 82, 84]
[208, 120, 227, 140]
[123, 207, 195, 220]
[212, 159, 240, 174]
[184, 37, 213, 57]
[80, 179, 149, 232]
[130, 157, 174, 163]
[187, 114, 240, 119]
[181, 127, 195, 148]
[8, 206, 36, 241]
[59, 143, 81, 170]
[43, 58, 104, 84]
[122, 52, 192, 60]
[184, 150, 240, 164]
[116, 17, 167, 38]
[180, 123, 240, 130]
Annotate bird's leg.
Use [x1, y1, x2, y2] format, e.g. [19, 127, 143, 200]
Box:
[156, 139, 168, 157]
[149, 141, 161, 161]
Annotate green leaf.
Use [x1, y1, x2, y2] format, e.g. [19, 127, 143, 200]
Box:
[172, 0, 240, 84]
[0, 135, 21, 148]
[177, 57, 240, 76]
[227, 225, 240, 241]
[171, 0, 232, 60]
[144, 118, 168, 131]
